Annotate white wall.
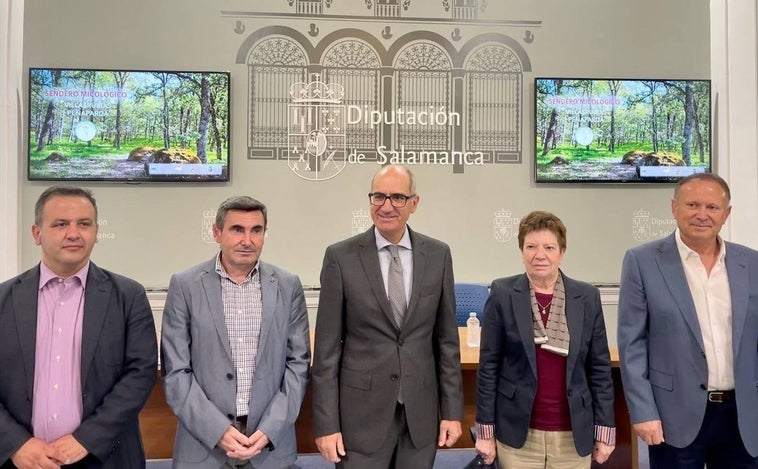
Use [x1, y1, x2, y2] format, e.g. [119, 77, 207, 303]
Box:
[10, 0, 758, 350]
[0, 0, 23, 280]
[17, 0, 711, 288]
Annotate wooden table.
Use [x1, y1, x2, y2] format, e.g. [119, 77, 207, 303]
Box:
[458, 328, 620, 365]
[139, 329, 635, 468]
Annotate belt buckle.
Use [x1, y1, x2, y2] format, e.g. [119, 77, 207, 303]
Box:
[708, 391, 725, 402]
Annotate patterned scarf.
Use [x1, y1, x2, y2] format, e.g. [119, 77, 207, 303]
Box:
[530, 274, 570, 356]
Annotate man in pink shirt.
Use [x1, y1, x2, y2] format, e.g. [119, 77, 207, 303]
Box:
[0, 186, 158, 469]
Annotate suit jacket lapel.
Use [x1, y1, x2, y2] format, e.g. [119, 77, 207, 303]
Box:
[12, 267, 41, 399]
[405, 228, 426, 327]
[257, 262, 278, 358]
[201, 264, 232, 359]
[358, 229, 397, 330]
[725, 243, 749, 355]
[656, 235, 705, 352]
[81, 263, 111, 387]
[562, 276, 584, 378]
[513, 274, 537, 378]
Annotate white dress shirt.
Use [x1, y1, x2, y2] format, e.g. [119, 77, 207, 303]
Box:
[675, 228, 734, 390]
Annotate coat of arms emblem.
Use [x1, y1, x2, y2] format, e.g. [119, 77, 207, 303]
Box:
[288, 77, 347, 181]
[494, 210, 519, 243]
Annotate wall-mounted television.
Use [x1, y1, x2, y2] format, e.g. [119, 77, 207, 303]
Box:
[534, 78, 711, 183]
[28, 68, 230, 182]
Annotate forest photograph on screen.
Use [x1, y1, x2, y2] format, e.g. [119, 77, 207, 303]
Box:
[28, 68, 230, 182]
[535, 78, 711, 183]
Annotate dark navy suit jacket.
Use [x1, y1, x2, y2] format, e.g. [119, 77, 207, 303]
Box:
[0, 263, 157, 468]
[476, 273, 614, 456]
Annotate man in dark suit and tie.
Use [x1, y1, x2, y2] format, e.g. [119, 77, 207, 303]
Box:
[618, 173, 758, 468]
[0, 186, 158, 469]
[312, 165, 463, 468]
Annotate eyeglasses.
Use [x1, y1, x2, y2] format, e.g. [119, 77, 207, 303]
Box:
[368, 192, 416, 207]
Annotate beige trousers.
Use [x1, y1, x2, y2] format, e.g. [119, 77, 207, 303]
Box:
[496, 429, 590, 469]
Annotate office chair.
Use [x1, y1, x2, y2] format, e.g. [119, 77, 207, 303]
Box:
[454, 282, 490, 326]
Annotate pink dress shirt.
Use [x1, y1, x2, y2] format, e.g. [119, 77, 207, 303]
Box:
[32, 262, 88, 442]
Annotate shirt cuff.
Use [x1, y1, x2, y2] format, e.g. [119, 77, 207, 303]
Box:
[475, 423, 495, 440]
[594, 425, 616, 446]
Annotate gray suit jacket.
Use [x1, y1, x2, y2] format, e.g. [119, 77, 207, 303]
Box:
[476, 273, 614, 456]
[0, 262, 158, 469]
[618, 233, 758, 455]
[311, 227, 463, 455]
[161, 257, 310, 469]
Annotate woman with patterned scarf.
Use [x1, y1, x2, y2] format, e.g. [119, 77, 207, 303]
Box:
[474, 210, 616, 468]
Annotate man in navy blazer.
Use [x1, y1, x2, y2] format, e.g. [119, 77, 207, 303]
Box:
[0, 186, 158, 469]
[618, 173, 758, 468]
[161, 196, 310, 469]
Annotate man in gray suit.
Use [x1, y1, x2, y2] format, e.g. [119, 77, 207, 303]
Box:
[161, 196, 310, 469]
[618, 173, 758, 468]
[0, 186, 157, 469]
[312, 165, 463, 468]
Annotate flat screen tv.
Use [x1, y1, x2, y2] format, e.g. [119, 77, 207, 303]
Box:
[28, 67, 230, 182]
[534, 78, 711, 183]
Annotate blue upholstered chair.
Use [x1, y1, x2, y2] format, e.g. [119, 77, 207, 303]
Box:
[454, 282, 490, 326]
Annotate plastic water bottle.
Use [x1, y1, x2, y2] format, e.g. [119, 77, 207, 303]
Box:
[466, 312, 480, 347]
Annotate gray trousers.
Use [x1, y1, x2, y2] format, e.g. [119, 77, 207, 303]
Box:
[337, 403, 437, 469]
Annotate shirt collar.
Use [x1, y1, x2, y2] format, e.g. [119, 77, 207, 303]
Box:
[374, 226, 412, 252]
[214, 252, 258, 282]
[38, 261, 90, 290]
[674, 228, 726, 262]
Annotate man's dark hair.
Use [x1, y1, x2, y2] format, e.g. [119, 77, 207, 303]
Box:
[215, 196, 268, 229]
[34, 186, 98, 226]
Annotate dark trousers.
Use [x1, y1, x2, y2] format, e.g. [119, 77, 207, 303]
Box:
[338, 403, 437, 469]
[649, 399, 758, 469]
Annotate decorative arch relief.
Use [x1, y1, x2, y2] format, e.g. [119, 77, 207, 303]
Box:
[225, 6, 538, 178]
